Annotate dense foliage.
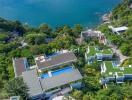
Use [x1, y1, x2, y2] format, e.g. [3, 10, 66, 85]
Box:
[0, 0, 132, 99]
[98, 0, 132, 58]
[5, 77, 29, 100]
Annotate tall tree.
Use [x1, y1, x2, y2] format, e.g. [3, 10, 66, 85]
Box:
[5, 77, 29, 100]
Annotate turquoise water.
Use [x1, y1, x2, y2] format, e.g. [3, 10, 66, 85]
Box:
[52, 66, 73, 76]
[40, 66, 73, 78]
[0, 0, 121, 27]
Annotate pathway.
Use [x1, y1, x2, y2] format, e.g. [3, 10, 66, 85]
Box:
[109, 44, 129, 64]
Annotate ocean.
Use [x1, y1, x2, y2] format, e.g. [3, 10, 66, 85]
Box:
[0, 0, 121, 27]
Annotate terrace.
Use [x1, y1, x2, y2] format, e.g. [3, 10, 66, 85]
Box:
[102, 61, 132, 78]
[108, 25, 128, 35]
[102, 49, 113, 54]
[22, 66, 82, 93]
[87, 46, 113, 56]
[14, 50, 82, 98]
[35, 50, 77, 71]
[40, 68, 82, 91]
[86, 46, 113, 63]
[40, 66, 74, 79]
[87, 46, 96, 57]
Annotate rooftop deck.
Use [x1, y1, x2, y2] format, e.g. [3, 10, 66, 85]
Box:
[22, 67, 82, 92]
[102, 61, 132, 77]
[40, 68, 82, 91]
[40, 66, 73, 79]
[13, 58, 28, 77]
[87, 46, 113, 57]
[35, 50, 77, 70]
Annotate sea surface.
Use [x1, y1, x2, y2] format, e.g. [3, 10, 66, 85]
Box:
[0, 0, 121, 27]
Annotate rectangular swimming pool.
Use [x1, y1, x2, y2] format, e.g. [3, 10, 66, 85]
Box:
[40, 73, 49, 79]
[52, 66, 73, 76]
[40, 66, 73, 79]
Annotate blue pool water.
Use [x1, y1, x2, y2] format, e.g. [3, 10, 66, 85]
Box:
[40, 73, 49, 79]
[40, 66, 73, 79]
[0, 0, 121, 27]
[52, 66, 73, 76]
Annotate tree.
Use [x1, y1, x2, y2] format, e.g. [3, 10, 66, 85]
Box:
[0, 42, 20, 53]
[0, 78, 4, 90]
[83, 95, 90, 100]
[25, 33, 46, 45]
[72, 24, 83, 37]
[5, 77, 29, 100]
[0, 33, 9, 42]
[63, 25, 72, 35]
[120, 43, 131, 56]
[48, 35, 75, 49]
[0, 18, 25, 35]
[72, 90, 83, 100]
[39, 24, 52, 36]
[0, 56, 9, 80]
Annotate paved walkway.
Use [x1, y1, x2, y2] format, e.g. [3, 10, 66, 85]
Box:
[109, 44, 129, 64]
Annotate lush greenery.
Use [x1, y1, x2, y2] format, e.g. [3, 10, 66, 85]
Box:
[0, 0, 132, 99]
[5, 77, 29, 100]
[98, 0, 132, 57]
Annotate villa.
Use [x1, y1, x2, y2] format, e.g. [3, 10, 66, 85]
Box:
[12, 50, 82, 99]
[108, 25, 128, 35]
[34, 50, 77, 72]
[81, 29, 107, 45]
[85, 46, 113, 64]
[100, 61, 132, 84]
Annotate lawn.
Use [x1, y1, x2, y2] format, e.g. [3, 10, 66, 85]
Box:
[103, 61, 132, 77]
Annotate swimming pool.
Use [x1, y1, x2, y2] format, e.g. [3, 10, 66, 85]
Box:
[40, 66, 73, 79]
[52, 66, 73, 76]
[40, 73, 49, 79]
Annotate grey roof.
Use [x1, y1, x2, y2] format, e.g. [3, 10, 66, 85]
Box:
[82, 30, 100, 37]
[22, 69, 43, 97]
[13, 58, 28, 77]
[35, 52, 77, 70]
[40, 69, 82, 91]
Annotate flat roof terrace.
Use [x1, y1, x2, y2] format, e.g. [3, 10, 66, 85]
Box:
[40, 66, 73, 79]
[88, 46, 113, 57]
[102, 61, 132, 77]
[40, 68, 82, 91]
[22, 67, 82, 92]
[108, 26, 128, 35]
[22, 69, 43, 97]
[12, 58, 28, 77]
[102, 49, 113, 54]
[88, 46, 96, 56]
[35, 50, 77, 70]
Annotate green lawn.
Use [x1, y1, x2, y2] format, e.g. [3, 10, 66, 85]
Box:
[102, 49, 113, 54]
[88, 46, 113, 57]
[103, 61, 132, 77]
[88, 46, 96, 56]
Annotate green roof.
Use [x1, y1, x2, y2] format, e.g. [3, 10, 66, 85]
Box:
[117, 72, 124, 77]
[124, 67, 132, 74]
[88, 46, 113, 57]
[102, 61, 132, 77]
[102, 49, 113, 54]
[88, 46, 96, 56]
